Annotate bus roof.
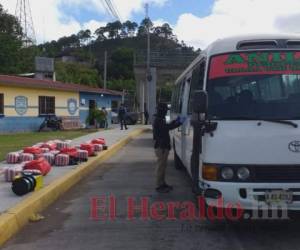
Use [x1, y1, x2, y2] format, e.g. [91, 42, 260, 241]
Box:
[175, 34, 300, 84]
[205, 34, 300, 56]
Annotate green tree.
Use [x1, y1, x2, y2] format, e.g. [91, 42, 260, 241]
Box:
[0, 4, 41, 74]
[55, 61, 101, 87]
[77, 29, 91, 46]
[0, 34, 22, 74]
[154, 23, 175, 40]
[107, 79, 135, 92]
[157, 85, 173, 103]
[137, 18, 153, 36]
[39, 40, 60, 57]
[0, 5, 22, 38]
[106, 21, 123, 39]
[95, 26, 107, 41]
[57, 34, 80, 50]
[109, 47, 134, 79]
[17, 45, 41, 73]
[37, 17, 197, 98]
[122, 21, 138, 37]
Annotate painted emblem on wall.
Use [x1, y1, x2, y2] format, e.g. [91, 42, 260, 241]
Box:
[15, 96, 28, 116]
[68, 99, 78, 115]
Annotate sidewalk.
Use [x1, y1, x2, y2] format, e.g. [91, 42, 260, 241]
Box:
[0, 125, 150, 214]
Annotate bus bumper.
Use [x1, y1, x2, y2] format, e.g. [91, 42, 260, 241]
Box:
[202, 181, 300, 211]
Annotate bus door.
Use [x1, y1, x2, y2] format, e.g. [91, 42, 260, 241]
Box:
[173, 79, 186, 161]
[185, 61, 206, 176]
[180, 74, 192, 169]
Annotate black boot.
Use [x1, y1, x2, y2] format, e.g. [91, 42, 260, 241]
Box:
[162, 183, 173, 190]
[156, 185, 172, 193]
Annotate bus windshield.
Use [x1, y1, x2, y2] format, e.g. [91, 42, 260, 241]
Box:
[207, 51, 300, 120]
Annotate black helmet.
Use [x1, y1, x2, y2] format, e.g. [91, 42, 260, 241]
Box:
[157, 103, 168, 112]
[156, 103, 168, 117]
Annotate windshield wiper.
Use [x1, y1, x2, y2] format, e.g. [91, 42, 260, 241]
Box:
[259, 119, 298, 128]
[209, 116, 257, 121]
[209, 116, 298, 128]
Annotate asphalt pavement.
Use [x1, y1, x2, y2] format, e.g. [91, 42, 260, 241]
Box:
[3, 132, 300, 250]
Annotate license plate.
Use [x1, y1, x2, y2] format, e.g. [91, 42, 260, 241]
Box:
[265, 190, 293, 204]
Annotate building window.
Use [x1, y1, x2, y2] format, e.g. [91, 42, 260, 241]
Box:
[111, 100, 118, 110]
[39, 96, 55, 115]
[0, 93, 3, 115]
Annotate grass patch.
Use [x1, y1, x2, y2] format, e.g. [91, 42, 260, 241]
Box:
[0, 129, 99, 161]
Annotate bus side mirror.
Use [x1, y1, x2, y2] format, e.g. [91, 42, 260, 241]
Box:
[192, 90, 208, 114]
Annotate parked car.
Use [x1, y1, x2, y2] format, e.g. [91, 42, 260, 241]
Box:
[112, 108, 138, 125]
[111, 111, 119, 124]
[125, 112, 139, 125]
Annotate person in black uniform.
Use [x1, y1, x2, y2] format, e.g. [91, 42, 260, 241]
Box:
[144, 109, 149, 125]
[153, 103, 186, 193]
[118, 104, 128, 130]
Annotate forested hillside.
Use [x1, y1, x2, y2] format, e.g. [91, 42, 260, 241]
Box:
[0, 3, 197, 92]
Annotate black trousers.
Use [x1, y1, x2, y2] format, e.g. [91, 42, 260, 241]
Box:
[145, 116, 149, 125]
[120, 117, 127, 130]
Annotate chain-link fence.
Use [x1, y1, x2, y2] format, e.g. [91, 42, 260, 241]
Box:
[134, 50, 198, 68]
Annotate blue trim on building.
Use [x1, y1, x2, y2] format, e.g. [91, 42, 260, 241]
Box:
[79, 92, 112, 109]
[0, 116, 44, 133]
[79, 109, 89, 125]
[79, 92, 121, 127]
[4, 106, 79, 110]
[0, 92, 121, 132]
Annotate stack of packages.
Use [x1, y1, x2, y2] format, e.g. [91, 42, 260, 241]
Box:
[4, 145, 54, 183]
[4, 152, 24, 182]
[2, 137, 108, 195]
[4, 149, 51, 196]
[78, 137, 108, 158]
[91, 138, 108, 151]
[3, 140, 62, 183]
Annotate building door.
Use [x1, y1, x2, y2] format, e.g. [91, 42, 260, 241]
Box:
[89, 100, 97, 126]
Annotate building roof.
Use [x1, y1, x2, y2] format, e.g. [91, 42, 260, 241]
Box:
[0, 75, 122, 96]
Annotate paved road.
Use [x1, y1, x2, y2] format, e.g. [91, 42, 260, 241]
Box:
[3, 132, 300, 250]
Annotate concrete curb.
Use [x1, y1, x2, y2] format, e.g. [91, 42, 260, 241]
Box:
[0, 128, 149, 246]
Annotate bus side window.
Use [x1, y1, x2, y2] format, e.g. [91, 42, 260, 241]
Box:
[188, 61, 206, 114]
[172, 83, 180, 112]
[178, 80, 185, 113]
[171, 85, 176, 112]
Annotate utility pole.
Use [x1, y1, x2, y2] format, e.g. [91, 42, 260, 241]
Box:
[146, 3, 151, 76]
[89, 37, 92, 65]
[104, 50, 107, 89]
[122, 89, 125, 104]
[142, 3, 151, 124]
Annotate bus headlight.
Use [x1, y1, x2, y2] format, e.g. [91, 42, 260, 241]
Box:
[237, 167, 250, 180]
[221, 167, 234, 180]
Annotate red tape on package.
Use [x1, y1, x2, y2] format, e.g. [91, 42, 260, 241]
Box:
[24, 158, 52, 176]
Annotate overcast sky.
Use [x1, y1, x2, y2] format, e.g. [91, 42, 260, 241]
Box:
[2, 0, 300, 49]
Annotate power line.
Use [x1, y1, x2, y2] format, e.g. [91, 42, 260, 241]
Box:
[101, 0, 121, 21]
[100, 0, 115, 19]
[105, 0, 121, 21]
[108, 0, 121, 20]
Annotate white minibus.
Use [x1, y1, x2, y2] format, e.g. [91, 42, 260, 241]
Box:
[171, 34, 300, 210]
